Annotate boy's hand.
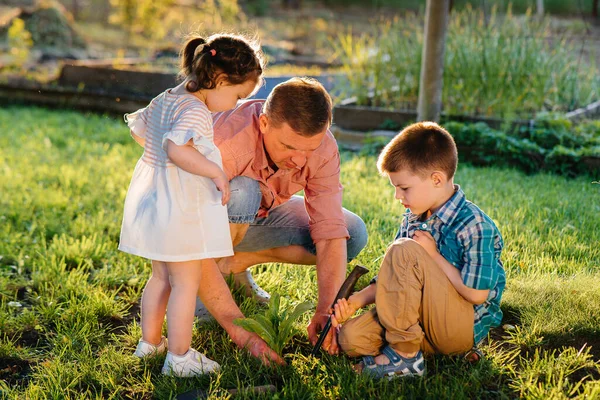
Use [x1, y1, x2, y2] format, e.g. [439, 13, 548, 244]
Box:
[330, 298, 358, 328]
[413, 230, 439, 258]
[212, 170, 230, 205]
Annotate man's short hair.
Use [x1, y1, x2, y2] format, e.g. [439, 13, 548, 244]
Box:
[377, 122, 458, 179]
[263, 77, 332, 137]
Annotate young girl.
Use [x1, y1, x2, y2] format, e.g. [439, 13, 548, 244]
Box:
[119, 34, 264, 377]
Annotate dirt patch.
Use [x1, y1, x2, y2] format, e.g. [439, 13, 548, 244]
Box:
[544, 332, 600, 362]
[15, 327, 41, 348]
[0, 357, 32, 387]
[98, 301, 140, 335]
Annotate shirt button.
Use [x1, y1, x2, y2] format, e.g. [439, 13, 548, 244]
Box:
[421, 223, 427, 229]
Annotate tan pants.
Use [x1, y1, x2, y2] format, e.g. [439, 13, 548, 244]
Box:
[339, 239, 474, 356]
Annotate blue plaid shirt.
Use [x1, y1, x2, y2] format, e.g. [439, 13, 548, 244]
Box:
[373, 185, 505, 345]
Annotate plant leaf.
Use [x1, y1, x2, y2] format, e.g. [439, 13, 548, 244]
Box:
[233, 317, 276, 349]
[278, 301, 313, 349]
[268, 293, 281, 331]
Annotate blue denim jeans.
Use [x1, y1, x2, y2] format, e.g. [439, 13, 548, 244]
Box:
[227, 176, 368, 261]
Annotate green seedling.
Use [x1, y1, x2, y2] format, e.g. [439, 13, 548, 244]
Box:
[234, 293, 312, 356]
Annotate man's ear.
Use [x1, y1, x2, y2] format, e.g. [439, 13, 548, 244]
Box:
[259, 114, 269, 134]
[430, 171, 446, 187]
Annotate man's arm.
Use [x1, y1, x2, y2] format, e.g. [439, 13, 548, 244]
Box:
[198, 258, 285, 366]
[303, 148, 350, 354]
[307, 237, 347, 354]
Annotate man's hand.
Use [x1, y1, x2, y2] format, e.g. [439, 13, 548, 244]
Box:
[330, 298, 358, 328]
[244, 333, 286, 366]
[212, 169, 230, 205]
[308, 311, 339, 355]
[413, 230, 439, 258]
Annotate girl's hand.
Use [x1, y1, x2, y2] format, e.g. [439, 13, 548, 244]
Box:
[212, 170, 230, 205]
[330, 298, 358, 328]
[413, 230, 439, 258]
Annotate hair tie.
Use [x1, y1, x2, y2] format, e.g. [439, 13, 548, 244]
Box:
[210, 49, 216, 56]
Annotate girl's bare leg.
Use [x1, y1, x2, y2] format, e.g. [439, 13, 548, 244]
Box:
[165, 260, 203, 355]
[140, 260, 170, 345]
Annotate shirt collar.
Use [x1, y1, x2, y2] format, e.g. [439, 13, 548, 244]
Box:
[251, 114, 271, 172]
[404, 184, 465, 226]
[432, 184, 465, 226]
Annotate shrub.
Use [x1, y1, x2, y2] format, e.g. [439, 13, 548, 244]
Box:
[5, 18, 33, 70]
[366, 119, 600, 178]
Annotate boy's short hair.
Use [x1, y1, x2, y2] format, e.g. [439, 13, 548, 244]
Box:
[263, 77, 332, 137]
[377, 121, 458, 179]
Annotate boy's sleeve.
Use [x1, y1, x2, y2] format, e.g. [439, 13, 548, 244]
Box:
[124, 107, 149, 139]
[459, 222, 499, 291]
[162, 105, 214, 156]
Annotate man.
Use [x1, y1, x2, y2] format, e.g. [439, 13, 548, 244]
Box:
[197, 77, 368, 360]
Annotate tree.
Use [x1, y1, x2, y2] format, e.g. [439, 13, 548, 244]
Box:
[109, 0, 173, 43]
[536, 0, 544, 18]
[417, 0, 450, 122]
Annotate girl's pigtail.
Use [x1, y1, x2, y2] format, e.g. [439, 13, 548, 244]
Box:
[180, 36, 206, 78]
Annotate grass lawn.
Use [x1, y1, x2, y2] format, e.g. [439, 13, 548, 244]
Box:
[1, 106, 599, 399]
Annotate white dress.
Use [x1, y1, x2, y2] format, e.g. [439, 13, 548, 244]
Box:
[118, 90, 233, 262]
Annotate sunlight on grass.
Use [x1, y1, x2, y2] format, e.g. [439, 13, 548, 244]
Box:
[0, 106, 599, 398]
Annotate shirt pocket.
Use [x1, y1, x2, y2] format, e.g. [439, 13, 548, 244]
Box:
[439, 236, 462, 268]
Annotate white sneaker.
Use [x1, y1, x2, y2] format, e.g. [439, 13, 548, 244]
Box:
[231, 270, 271, 304]
[161, 348, 221, 377]
[133, 336, 167, 358]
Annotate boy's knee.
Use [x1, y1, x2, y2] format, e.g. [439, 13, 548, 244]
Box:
[228, 176, 261, 223]
[381, 238, 427, 272]
[388, 238, 425, 259]
[346, 213, 368, 261]
[338, 325, 363, 357]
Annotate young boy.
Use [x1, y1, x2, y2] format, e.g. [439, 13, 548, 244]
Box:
[332, 121, 505, 379]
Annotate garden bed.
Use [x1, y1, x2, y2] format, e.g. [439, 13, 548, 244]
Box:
[332, 100, 533, 132]
[0, 59, 342, 114]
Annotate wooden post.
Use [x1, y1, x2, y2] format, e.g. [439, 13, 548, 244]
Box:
[417, 0, 450, 122]
[72, 0, 80, 19]
[536, 0, 544, 18]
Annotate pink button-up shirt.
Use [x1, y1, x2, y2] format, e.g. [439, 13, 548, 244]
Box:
[213, 100, 349, 243]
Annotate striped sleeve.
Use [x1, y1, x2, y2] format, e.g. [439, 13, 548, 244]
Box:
[124, 106, 149, 139]
[162, 102, 214, 155]
[459, 221, 499, 290]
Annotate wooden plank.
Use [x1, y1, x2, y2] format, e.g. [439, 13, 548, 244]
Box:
[58, 65, 177, 97]
[565, 100, 600, 122]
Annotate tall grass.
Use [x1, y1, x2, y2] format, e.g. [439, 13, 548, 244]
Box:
[322, 0, 596, 15]
[333, 5, 600, 118]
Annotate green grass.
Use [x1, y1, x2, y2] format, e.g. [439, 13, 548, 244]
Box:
[1, 106, 599, 398]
